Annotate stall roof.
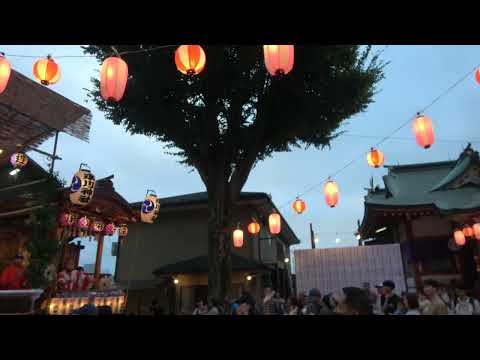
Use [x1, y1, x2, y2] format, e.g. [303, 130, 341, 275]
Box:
[0, 70, 91, 163]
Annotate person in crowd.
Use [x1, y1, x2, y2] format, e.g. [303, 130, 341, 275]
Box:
[379, 280, 401, 315]
[333, 287, 373, 315]
[322, 292, 337, 313]
[72, 294, 98, 315]
[261, 286, 279, 315]
[0, 254, 27, 290]
[298, 291, 308, 309]
[150, 298, 164, 315]
[205, 297, 222, 315]
[302, 288, 325, 315]
[192, 299, 208, 315]
[76, 266, 91, 293]
[236, 299, 251, 315]
[286, 296, 301, 315]
[405, 293, 421, 315]
[421, 279, 449, 315]
[393, 298, 407, 315]
[273, 292, 286, 315]
[438, 283, 454, 313]
[453, 283, 480, 315]
[373, 284, 384, 315]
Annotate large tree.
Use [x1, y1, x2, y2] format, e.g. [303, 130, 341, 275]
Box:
[83, 45, 385, 300]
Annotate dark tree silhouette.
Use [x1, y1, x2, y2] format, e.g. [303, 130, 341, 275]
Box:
[83, 45, 385, 300]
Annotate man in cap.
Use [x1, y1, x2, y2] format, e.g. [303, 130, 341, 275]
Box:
[0, 253, 27, 290]
[421, 279, 449, 315]
[379, 280, 401, 315]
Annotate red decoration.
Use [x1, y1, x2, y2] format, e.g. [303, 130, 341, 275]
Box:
[263, 45, 294, 76]
[247, 220, 260, 235]
[33, 56, 60, 85]
[454, 230, 466, 246]
[104, 223, 115, 235]
[292, 198, 306, 214]
[367, 148, 385, 168]
[100, 57, 128, 102]
[463, 225, 474, 238]
[476, 68, 480, 85]
[0, 54, 11, 94]
[175, 45, 206, 76]
[324, 180, 339, 208]
[473, 223, 480, 240]
[233, 228, 244, 248]
[269, 212, 281, 235]
[413, 114, 435, 149]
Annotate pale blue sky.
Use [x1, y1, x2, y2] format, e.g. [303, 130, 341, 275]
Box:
[2, 45, 479, 274]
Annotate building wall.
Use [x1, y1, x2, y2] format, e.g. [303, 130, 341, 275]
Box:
[411, 215, 452, 238]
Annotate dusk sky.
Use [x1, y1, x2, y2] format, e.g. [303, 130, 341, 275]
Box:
[2, 45, 479, 274]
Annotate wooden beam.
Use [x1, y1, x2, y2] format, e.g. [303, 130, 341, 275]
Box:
[0, 179, 48, 193]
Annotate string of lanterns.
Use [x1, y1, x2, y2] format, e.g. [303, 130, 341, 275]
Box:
[453, 223, 480, 246]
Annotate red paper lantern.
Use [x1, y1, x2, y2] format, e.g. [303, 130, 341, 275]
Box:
[248, 220, 260, 235]
[0, 54, 11, 94]
[175, 45, 206, 76]
[77, 216, 90, 230]
[100, 57, 128, 102]
[233, 228, 244, 248]
[91, 220, 105, 233]
[463, 225, 474, 238]
[324, 180, 339, 208]
[292, 198, 306, 214]
[118, 224, 128, 237]
[476, 68, 480, 85]
[413, 114, 435, 149]
[104, 223, 115, 235]
[263, 45, 294, 76]
[269, 212, 281, 235]
[454, 230, 466, 246]
[367, 148, 385, 168]
[33, 56, 60, 85]
[473, 223, 480, 240]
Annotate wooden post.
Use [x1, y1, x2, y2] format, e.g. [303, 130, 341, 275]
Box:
[310, 223, 316, 249]
[94, 234, 105, 285]
[49, 131, 59, 175]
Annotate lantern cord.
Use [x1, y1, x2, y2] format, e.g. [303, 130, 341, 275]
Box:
[341, 134, 480, 144]
[277, 62, 480, 211]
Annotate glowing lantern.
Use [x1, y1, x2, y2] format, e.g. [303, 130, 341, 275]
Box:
[104, 223, 115, 236]
[476, 68, 480, 85]
[175, 45, 206, 76]
[292, 198, 306, 214]
[0, 54, 11, 94]
[413, 114, 435, 149]
[233, 227, 244, 248]
[59, 212, 76, 227]
[141, 190, 160, 223]
[454, 229, 466, 246]
[33, 56, 61, 85]
[118, 224, 128, 237]
[324, 180, 339, 208]
[100, 57, 128, 102]
[247, 220, 261, 235]
[269, 212, 281, 235]
[90, 220, 105, 233]
[69, 164, 96, 207]
[77, 216, 90, 231]
[10, 153, 28, 168]
[463, 225, 474, 238]
[263, 45, 294, 76]
[367, 148, 385, 168]
[473, 223, 480, 240]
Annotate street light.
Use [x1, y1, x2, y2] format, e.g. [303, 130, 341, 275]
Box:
[314, 237, 319, 244]
[173, 278, 179, 285]
[284, 257, 289, 263]
[246, 275, 252, 281]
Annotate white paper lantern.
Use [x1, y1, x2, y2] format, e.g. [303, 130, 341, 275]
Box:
[141, 190, 160, 223]
[69, 164, 96, 207]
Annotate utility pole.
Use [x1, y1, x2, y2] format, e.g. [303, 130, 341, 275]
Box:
[310, 223, 315, 249]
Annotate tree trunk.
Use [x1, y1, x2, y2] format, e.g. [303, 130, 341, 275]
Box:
[207, 179, 233, 302]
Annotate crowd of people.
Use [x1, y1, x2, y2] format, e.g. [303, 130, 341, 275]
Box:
[189, 279, 480, 316]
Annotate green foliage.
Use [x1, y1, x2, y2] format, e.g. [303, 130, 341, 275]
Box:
[25, 172, 64, 288]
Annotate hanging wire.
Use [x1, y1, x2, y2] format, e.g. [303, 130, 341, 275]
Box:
[277, 61, 480, 210]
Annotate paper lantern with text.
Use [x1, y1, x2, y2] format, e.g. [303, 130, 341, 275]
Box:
[454, 229, 466, 246]
[367, 148, 385, 168]
[473, 223, 480, 240]
[10, 153, 28, 168]
[69, 164, 96, 207]
[77, 216, 90, 231]
[175, 45, 206, 76]
[100, 57, 128, 101]
[118, 224, 129, 237]
[269, 212, 281, 235]
[141, 191, 160, 223]
[292, 198, 306, 214]
[248, 220, 261, 235]
[0, 54, 11, 94]
[463, 225, 474, 238]
[263, 45, 294, 76]
[104, 223, 115, 236]
[233, 228, 244, 248]
[33, 56, 61, 85]
[413, 114, 435, 149]
[324, 180, 339, 208]
[59, 212, 76, 227]
[90, 220, 105, 233]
